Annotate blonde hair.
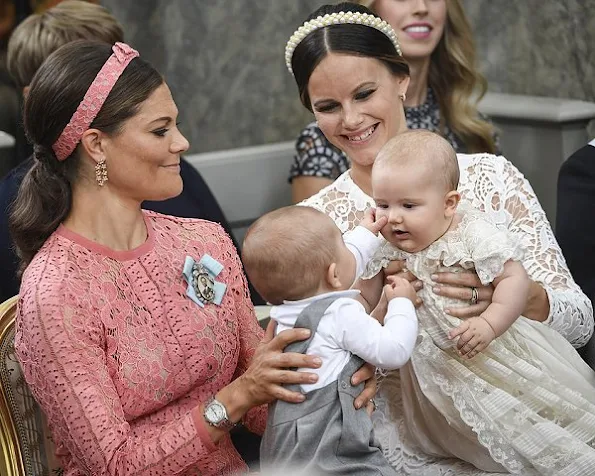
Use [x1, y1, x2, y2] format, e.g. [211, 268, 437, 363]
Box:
[242, 206, 340, 305]
[7, 0, 124, 89]
[353, 0, 496, 154]
[375, 130, 460, 191]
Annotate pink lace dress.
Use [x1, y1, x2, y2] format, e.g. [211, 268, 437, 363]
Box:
[15, 211, 266, 476]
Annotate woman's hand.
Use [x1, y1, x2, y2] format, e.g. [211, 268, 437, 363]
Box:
[433, 271, 549, 323]
[431, 270, 493, 319]
[351, 363, 377, 410]
[431, 270, 494, 352]
[224, 321, 322, 420]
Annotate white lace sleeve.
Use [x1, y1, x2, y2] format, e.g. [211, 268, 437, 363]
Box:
[299, 171, 374, 234]
[457, 211, 526, 285]
[362, 240, 404, 280]
[458, 154, 594, 347]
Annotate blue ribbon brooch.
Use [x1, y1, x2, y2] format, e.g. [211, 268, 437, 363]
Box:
[182, 255, 227, 307]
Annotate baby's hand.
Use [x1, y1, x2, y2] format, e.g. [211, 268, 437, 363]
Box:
[448, 316, 496, 359]
[370, 289, 388, 325]
[359, 208, 387, 236]
[384, 276, 418, 304]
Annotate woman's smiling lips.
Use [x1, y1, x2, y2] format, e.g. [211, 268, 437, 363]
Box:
[343, 124, 378, 144]
[403, 22, 433, 40]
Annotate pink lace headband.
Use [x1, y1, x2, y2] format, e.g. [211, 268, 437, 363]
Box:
[52, 42, 140, 161]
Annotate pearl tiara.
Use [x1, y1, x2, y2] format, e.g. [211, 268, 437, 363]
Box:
[285, 11, 402, 74]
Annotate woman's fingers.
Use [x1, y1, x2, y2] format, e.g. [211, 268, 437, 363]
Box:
[365, 399, 375, 417]
[242, 325, 324, 406]
[351, 362, 375, 385]
[262, 319, 277, 344]
[354, 377, 377, 410]
[351, 363, 377, 409]
[433, 283, 488, 302]
[273, 351, 322, 370]
[268, 368, 318, 386]
[432, 271, 482, 287]
[268, 385, 307, 403]
[267, 327, 311, 351]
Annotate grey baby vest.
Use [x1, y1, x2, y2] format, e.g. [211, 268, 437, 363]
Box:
[260, 296, 397, 475]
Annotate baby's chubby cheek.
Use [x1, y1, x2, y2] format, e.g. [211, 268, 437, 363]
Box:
[379, 223, 392, 242]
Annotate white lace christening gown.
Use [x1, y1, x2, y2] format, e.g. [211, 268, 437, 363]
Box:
[301, 153, 595, 476]
[365, 207, 595, 476]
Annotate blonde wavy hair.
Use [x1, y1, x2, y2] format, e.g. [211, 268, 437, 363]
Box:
[353, 0, 496, 153]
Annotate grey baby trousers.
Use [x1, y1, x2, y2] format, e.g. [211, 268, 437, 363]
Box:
[260, 296, 397, 475]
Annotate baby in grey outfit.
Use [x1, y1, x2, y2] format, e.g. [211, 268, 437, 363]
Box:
[242, 205, 419, 475]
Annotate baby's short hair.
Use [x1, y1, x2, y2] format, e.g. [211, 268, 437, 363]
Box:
[375, 130, 459, 191]
[242, 206, 340, 305]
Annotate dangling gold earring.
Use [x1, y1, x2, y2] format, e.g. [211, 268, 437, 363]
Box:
[399, 92, 407, 101]
[95, 159, 108, 186]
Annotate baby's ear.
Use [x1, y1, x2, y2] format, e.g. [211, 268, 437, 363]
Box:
[444, 190, 460, 217]
[326, 262, 342, 290]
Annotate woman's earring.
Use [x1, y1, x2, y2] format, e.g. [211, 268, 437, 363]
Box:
[399, 92, 407, 101]
[95, 159, 108, 187]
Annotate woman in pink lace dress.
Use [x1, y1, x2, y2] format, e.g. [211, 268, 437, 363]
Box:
[9, 40, 376, 476]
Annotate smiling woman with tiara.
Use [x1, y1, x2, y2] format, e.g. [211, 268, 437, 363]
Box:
[289, 0, 500, 204]
[286, 2, 594, 475]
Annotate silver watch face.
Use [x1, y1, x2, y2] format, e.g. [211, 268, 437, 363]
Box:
[205, 400, 227, 424]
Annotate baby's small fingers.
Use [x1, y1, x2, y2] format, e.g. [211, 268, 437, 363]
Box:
[459, 336, 481, 356]
[456, 330, 477, 350]
[463, 340, 487, 359]
[383, 260, 407, 276]
[448, 322, 469, 340]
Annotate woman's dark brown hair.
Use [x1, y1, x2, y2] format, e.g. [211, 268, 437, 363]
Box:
[10, 40, 163, 273]
[290, 2, 410, 111]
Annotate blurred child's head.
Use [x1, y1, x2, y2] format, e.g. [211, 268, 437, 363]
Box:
[242, 206, 357, 305]
[372, 130, 460, 253]
[7, 0, 124, 91]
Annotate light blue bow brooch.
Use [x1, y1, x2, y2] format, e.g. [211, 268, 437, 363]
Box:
[182, 254, 227, 307]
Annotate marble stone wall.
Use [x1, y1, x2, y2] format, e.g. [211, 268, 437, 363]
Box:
[462, 0, 595, 102]
[101, 0, 323, 154]
[101, 0, 595, 154]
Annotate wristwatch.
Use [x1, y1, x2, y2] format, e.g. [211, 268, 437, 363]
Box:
[203, 397, 237, 431]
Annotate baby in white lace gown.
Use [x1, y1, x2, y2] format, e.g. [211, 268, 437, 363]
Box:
[361, 130, 595, 475]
